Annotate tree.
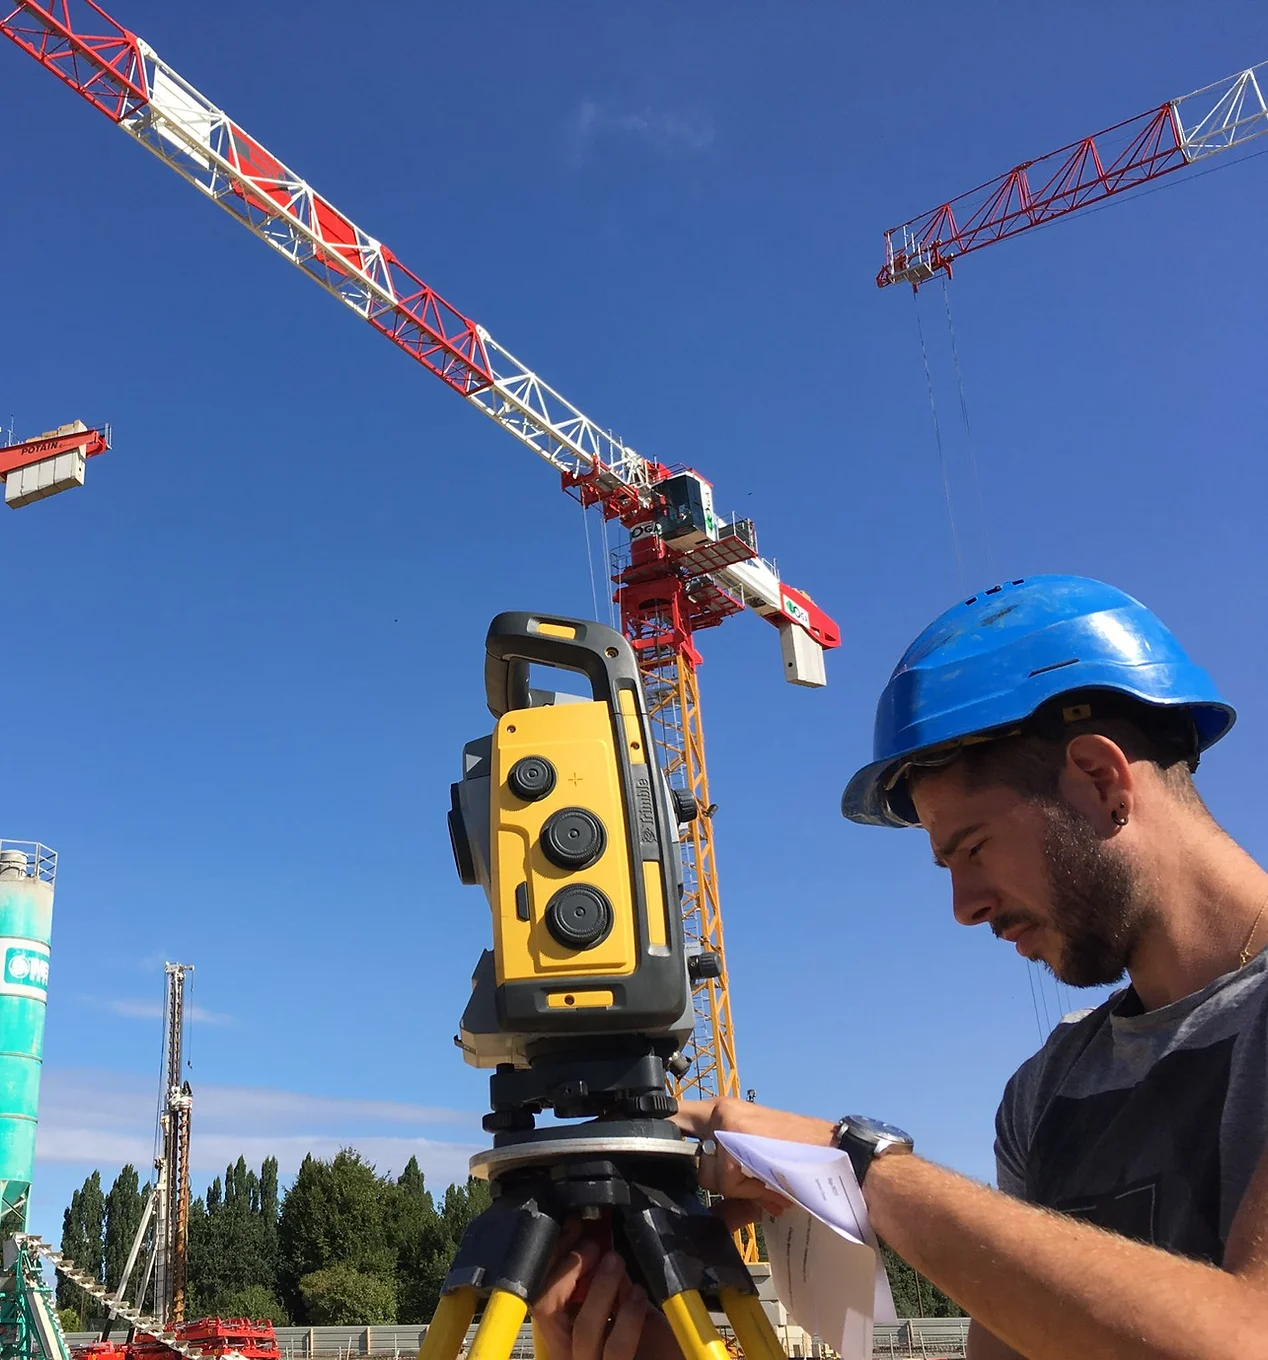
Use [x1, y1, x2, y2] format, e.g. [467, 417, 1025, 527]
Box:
[210, 1283, 288, 1324]
[58, 1172, 106, 1320]
[276, 1149, 397, 1322]
[299, 1265, 397, 1325]
[187, 1159, 285, 1320]
[104, 1166, 145, 1295]
[79, 1172, 106, 1287]
[392, 1159, 449, 1325]
[394, 1172, 491, 1324]
[58, 1190, 86, 1312]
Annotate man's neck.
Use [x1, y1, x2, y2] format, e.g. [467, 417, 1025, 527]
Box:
[1127, 818, 1268, 1010]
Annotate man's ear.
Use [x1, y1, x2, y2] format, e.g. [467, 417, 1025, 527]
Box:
[1061, 733, 1135, 832]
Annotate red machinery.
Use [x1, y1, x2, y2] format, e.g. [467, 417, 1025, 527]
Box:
[0, 422, 109, 508]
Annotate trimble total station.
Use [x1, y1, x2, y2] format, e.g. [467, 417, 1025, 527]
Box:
[447, 609, 706, 1127]
[426, 613, 784, 1360]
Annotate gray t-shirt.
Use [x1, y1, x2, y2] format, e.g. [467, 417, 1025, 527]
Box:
[995, 946, 1268, 1264]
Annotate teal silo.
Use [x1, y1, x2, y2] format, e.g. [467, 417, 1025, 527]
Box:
[0, 845, 54, 1231]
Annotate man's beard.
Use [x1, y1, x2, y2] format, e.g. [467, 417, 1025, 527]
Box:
[993, 798, 1146, 988]
[1039, 798, 1146, 988]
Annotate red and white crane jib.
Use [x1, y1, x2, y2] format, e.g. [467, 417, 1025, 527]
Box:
[3, 0, 838, 675]
[877, 60, 1268, 289]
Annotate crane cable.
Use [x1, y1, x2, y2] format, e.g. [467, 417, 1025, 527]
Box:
[581, 500, 601, 622]
[915, 284, 1072, 1043]
[912, 290, 965, 589]
[941, 276, 995, 578]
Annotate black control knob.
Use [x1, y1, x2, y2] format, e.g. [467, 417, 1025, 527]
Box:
[688, 950, 723, 981]
[671, 787, 699, 823]
[541, 808, 607, 869]
[508, 755, 556, 802]
[544, 885, 614, 950]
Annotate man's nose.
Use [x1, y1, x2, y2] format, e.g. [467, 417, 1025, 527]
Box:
[951, 872, 996, 927]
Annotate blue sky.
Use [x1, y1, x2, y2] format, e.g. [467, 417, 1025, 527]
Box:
[4, 0, 1268, 1244]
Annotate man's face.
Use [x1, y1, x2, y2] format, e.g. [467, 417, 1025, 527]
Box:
[910, 764, 1145, 988]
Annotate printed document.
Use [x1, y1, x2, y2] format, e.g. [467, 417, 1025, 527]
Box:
[714, 1131, 897, 1359]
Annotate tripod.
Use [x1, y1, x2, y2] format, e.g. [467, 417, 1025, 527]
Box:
[418, 1122, 785, 1360]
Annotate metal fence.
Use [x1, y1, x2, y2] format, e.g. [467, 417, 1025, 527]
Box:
[68, 1317, 969, 1360]
[873, 1318, 970, 1358]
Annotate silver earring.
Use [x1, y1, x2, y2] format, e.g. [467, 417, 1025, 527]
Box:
[1111, 804, 1129, 828]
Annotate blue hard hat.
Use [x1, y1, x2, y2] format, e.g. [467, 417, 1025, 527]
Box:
[841, 575, 1235, 828]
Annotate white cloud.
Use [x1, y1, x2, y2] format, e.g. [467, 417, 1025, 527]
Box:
[567, 100, 715, 164]
[92, 996, 232, 1025]
[35, 1069, 483, 1189]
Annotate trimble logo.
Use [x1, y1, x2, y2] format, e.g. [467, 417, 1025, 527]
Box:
[5, 948, 48, 991]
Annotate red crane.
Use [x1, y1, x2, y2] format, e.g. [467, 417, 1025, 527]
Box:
[878, 61, 1268, 290]
[0, 0, 841, 1235]
[1, 420, 109, 508]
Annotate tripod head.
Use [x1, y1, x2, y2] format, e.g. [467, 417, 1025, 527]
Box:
[448, 613, 704, 1131]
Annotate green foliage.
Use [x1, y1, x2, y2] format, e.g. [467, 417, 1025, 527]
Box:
[59, 1148, 495, 1326]
[57, 1307, 80, 1334]
[276, 1149, 398, 1320]
[880, 1241, 964, 1318]
[207, 1284, 288, 1325]
[103, 1165, 145, 1295]
[396, 1171, 490, 1324]
[58, 1171, 106, 1316]
[298, 1265, 397, 1325]
[188, 1156, 284, 1320]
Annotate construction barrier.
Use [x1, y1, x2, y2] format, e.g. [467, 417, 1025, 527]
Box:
[66, 1318, 969, 1359]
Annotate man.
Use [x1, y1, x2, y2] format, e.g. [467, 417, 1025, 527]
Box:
[532, 575, 1268, 1360]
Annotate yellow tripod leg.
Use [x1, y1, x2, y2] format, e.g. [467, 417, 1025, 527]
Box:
[661, 1290, 732, 1360]
[719, 1289, 785, 1360]
[468, 1288, 529, 1360]
[419, 1287, 478, 1360]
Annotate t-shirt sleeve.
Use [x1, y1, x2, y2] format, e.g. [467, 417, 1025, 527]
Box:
[993, 1065, 1031, 1198]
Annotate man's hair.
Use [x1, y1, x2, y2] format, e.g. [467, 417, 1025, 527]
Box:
[916, 691, 1208, 811]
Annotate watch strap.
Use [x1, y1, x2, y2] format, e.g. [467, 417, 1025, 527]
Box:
[832, 1117, 874, 1186]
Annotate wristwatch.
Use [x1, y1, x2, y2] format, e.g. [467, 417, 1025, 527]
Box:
[832, 1115, 914, 1187]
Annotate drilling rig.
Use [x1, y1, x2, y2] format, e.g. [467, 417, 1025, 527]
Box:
[109, 964, 193, 1330]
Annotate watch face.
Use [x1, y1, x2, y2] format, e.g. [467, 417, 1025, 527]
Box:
[846, 1115, 913, 1146]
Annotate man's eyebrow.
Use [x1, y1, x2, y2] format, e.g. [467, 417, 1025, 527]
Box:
[932, 822, 985, 868]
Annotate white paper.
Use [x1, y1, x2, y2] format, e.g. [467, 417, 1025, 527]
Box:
[714, 1131, 897, 1360]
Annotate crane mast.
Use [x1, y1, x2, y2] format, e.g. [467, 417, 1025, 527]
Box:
[0, 1, 842, 1199]
[878, 60, 1268, 289]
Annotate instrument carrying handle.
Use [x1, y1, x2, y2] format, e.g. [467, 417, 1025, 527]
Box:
[483, 612, 642, 719]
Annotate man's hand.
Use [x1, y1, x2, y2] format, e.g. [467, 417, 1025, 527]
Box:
[531, 1236, 680, 1360]
[671, 1096, 835, 1221]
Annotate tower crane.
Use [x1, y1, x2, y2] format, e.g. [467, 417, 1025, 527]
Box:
[878, 60, 1268, 290]
[0, 0, 842, 1187]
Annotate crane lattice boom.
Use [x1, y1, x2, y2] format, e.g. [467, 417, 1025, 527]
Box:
[878, 60, 1268, 289]
[1, 0, 837, 657]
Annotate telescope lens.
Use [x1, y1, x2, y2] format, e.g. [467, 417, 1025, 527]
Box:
[448, 791, 477, 886]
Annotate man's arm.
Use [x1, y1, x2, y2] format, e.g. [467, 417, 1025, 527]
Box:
[965, 1322, 1022, 1360]
[678, 1098, 1268, 1360]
